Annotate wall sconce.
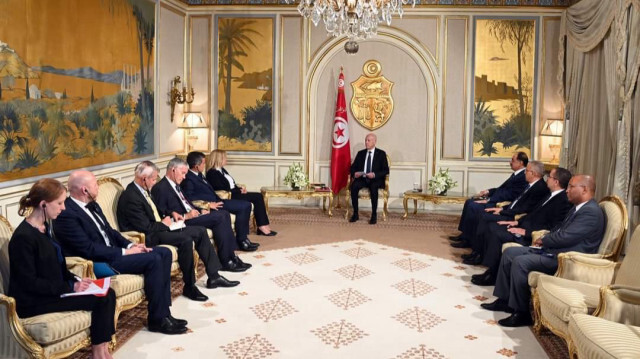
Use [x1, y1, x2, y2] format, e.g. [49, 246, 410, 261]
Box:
[540, 118, 564, 163]
[179, 112, 208, 152]
[170, 76, 195, 122]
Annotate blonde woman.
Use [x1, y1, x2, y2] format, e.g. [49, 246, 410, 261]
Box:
[206, 150, 277, 236]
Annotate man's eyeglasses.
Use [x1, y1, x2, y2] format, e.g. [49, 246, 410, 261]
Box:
[548, 175, 557, 180]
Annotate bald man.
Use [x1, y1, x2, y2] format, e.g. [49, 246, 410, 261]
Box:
[54, 170, 187, 335]
[349, 133, 389, 225]
[481, 175, 605, 327]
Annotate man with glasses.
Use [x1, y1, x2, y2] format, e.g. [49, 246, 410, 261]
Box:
[481, 174, 604, 327]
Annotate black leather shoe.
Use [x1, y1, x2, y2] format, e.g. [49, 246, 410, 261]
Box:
[168, 315, 188, 327]
[451, 240, 471, 248]
[183, 285, 208, 301]
[461, 251, 479, 260]
[148, 317, 188, 335]
[234, 256, 252, 269]
[207, 275, 240, 288]
[498, 312, 533, 327]
[480, 298, 512, 313]
[471, 271, 496, 286]
[449, 234, 464, 241]
[238, 239, 258, 252]
[257, 229, 277, 236]
[221, 259, 249, 272]
[462, 253, 483, 265]
[349, 215, 359, 223]
[247, 239, 260, 247]
[369, 216, 377, 225]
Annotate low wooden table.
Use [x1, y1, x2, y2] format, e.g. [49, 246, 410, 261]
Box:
[261, 186, 333, 217]
[402, 190, 467, 219]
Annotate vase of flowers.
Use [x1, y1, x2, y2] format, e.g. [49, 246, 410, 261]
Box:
[428, 168, 457, 195]
[283, 162, 309, 190]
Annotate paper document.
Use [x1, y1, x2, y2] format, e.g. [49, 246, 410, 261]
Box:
[169, 220, 186, 231]
[61, 277, 111, 298]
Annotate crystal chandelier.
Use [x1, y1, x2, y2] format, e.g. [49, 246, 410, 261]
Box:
[293, 0, 416, 53]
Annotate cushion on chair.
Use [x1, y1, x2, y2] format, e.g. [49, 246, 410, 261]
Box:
[109, 274, 144, 298]
[95, 178, 125, 230]
[569, 313, 640, 359]
[597, 198, 626, 259]
[20, 311, 91, 345]
[538, 276, 601, 322]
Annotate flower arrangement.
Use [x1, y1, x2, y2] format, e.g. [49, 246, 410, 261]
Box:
[428, 168, 457, 195]
[283, 162, 309, 189]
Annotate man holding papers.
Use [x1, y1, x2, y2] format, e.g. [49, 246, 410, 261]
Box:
[117, 161, 239, 295]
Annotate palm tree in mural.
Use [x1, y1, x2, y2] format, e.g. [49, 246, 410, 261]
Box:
[487, 20, 534, 118]
[218, 18, 261, 114]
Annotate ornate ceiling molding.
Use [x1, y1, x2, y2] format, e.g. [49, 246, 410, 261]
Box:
[177, 0, 575, 7]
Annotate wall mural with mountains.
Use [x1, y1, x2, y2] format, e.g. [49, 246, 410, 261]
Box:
[0, 0, 155, 183]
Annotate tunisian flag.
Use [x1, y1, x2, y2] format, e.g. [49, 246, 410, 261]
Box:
[330, 69, 351, 195]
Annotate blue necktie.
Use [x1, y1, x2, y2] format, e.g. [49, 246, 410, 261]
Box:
[365, 151, 372, 173]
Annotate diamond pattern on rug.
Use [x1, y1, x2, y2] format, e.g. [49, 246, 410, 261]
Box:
[393, 344, 448, 359]
[392, 307, 446, 332]
[326, 288, 371, 310]
[392, 279, 436, 298]
[497, 348, 518, 357]
[250, 298, 298, 322]
[270, 272, 312, 290]
[286, 252, 322, 265]
[341, 246, 376, 259]
[311, 319, 368, 348]
[392, 258, 430, 272]
[334, 264, 374, 280]
[220, 334, 279, 358]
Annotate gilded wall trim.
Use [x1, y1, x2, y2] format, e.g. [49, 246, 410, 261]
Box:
[278, 15, 304, 155]
[177, 0, 573, 8]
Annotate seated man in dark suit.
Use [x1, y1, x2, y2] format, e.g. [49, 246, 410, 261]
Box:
[182, 151, 258, 252]
[349, 133, 390, 225]
[53, 170, 187, 335]
[117, 160, 240, 295]
[470, 167, 573, 285]
[481, 174, 605, 327]
[450, 151, 529, 247]
[151, 157, 251, 272]
[461, 160, 550, 263]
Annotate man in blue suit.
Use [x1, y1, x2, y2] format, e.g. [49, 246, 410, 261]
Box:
[450, 152, 529, 248]
[54, 170, 187, 335]
[481, 174, 605, 327]
[182, 151, 258, 252]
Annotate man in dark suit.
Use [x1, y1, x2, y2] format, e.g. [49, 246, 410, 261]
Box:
[182, 151, 258, 252]
[53, 170, 187, 335]
[470, 167, 573, 285]
[151, 158, 251, 272]
[349, 133, 390, 224]
[461, 161, 550, 263]
[117, 160, 240, 295]
[481, 174, 605, 327]
[450, 151, 529, 247]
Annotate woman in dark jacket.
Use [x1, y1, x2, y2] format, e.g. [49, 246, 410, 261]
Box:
[206, 150, 277, 236]
[9, 178, 116, 359]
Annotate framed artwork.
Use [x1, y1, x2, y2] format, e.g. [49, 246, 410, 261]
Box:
[0, 0, 155, 185]
[471, 17, 538, 159]
[216, 16, 274, 153]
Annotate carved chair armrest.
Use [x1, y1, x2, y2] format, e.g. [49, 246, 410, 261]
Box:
[65, 256, 95, 279]
[121, 231, 145, 245]
[514, 213, 526, 221]
[214, 190, 231, 200]
[0, 294, 43, 358]
[531, 230, 550, 243]
[594, 285, 640, 326]
[555, 252, 620, 285]
[496, 201, 511, 208]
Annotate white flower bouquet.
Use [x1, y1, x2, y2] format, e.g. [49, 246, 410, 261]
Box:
[428, 168, 457, 195]
[283, 162, 309, 189]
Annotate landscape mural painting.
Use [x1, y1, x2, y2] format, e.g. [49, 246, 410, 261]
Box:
[217, 17, 273, 152]
[472, 18, 537, 159]
[0, 0, 155, 183]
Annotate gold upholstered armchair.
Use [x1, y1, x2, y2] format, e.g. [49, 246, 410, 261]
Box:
[344, 155, 391, 221]
[567, 285, 640, 359]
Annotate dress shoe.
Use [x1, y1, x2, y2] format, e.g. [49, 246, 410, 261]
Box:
[257, 229, 277, 236]
[349, 214, 359, 223]
[498, 311, 533, 327]
[247, 239, 260, 247]
[461, 251, 479, 260]
[148, 317, 188, 335]
[238, 239, 258, 252]
[168, 315, 187, 327]
[207, 275, 240, 288]
[449, 234, 464, 242]
[234, 256, 252, 269]
[471, 271, 496, 286]
[369, 216, 377, 225]
[480, 298, 512, 313]
[220, 259, 249, 272]
[462, 253, 483, 265]
[183, 285, 208, 301]
[450, 240, 471, 248]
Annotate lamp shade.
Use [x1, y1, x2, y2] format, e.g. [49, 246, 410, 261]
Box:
[540, 118, 563, 137]
[179, 112, 207, 129]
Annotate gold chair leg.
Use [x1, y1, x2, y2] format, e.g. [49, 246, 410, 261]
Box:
[532, 290, 543, 333]
[344, 190, 351, 220]
[383, 195, 388, 221]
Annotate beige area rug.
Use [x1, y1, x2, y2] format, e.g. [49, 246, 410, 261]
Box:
[112, 240, 548, 359]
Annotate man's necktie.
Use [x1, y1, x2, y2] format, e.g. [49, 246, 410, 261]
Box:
[86, 202, 112, 246]
[365, 151, 372, 174]
[143, 191, 162, 222]
[509, 184, 531, 209]
[176, 185, 192, 211]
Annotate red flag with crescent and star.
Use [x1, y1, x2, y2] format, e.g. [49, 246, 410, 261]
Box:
[330, 68, 351, 195]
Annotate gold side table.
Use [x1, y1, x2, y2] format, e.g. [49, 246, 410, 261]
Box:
[402, 190, 467, 219]
[261, 186, 333, 217]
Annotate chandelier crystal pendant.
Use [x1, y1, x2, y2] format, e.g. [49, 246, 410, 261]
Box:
[292, 0, 416, 53]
